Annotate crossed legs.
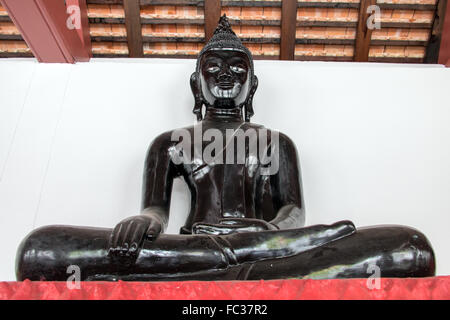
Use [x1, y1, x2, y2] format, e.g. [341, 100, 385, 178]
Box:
[16, 221, 435, 281]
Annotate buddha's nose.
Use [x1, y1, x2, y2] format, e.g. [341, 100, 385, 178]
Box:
[218, 65, 232, 80]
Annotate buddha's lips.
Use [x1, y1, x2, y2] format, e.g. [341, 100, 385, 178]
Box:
[218, 82, 234, 90]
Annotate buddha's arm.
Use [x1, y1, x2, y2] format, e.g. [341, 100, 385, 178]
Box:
[140, 132, 178, 233]
[109, 132, 177, 257]
[266, 133, 305, 230]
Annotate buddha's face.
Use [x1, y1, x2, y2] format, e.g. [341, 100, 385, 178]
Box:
[199, 49, 251, 108]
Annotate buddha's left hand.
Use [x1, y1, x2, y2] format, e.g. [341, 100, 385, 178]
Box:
[193, 218, 278, 235]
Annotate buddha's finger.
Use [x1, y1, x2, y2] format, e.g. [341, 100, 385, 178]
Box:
[128, 224, 147, 256]
[233, 225, 266, 233]
[110, 223, 124, 250]
[124, 221, 144, 251]
[219, 219, 242, 225]
[146, 220, 162, 240]
[229, 219, 277, 231]
[116, 221, 132, 252]
[193, 224, 223, 234]
[194, 223, 241, 235]
[130, 224, 147, 246]
[219, 219, 271, 233]
[192, 224, 216, 234]
[220, 218, 263, 226]
[122, 221, 136, 247]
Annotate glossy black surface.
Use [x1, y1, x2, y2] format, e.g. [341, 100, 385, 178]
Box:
[16, 16, 435, 281]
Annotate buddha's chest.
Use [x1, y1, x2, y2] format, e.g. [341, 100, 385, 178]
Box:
[181, 162, 259, 221]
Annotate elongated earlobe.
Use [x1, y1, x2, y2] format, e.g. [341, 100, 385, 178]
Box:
[245, 75, 258, 122]
[190, 72, 203, 121]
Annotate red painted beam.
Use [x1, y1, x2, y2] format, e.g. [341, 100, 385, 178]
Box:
[0, 0, 91, 63]
[66, 0, 92, 55]
[439, 1, 450, 65]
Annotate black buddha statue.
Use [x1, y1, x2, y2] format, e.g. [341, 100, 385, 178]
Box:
[16, 16, 435, 281]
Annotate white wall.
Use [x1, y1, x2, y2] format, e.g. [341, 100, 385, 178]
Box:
[0, 58, 449, 280]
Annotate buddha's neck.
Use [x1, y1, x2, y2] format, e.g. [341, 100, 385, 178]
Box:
[204, 106, 244, 122]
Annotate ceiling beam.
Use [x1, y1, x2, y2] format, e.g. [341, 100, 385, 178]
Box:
[0, 0, 91, 63]
[354, 0, 377, 62]
[204, 0, 221, 42]
[425, 0, 448, 63]
[280, 0, 297, 60]
[438, 0, 450, 65]
[124, 0, 144, 57]
[67, 0, 92, 55]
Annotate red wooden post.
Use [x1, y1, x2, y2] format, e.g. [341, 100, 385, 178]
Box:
[354, 0, 377, 62]
[438, 1, 450, 65]
[123, 0, 144, 57]
[0, 0, 91, 63]
[280, 0, 297, 60]
[204, 0, 221, 42]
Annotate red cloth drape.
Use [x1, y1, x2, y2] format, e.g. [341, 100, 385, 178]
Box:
[1, 277, 449, 300]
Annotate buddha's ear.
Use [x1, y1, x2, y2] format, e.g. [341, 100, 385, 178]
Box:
[245, 75, 258, 122]
[190, 72, 203, 121]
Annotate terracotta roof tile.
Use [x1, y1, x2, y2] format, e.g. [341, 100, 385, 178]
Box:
[369, 45, 425, 58]
[0, 5, 8, 16]
[0, 40, 30, 53]
[297, 8, 359, 22]
[295, 44, 354, 57]
[372, 28, 430, 41]
[0, 22, 21, 35]
[142, 24, 204, 38]
[88, 4, 124, 18]
[141, 5, 204, 19]
[92, 42, 128, 55]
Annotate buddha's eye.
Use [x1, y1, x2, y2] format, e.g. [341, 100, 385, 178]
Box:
[206, 65, 220, 73]
[230, 65, 246, 73]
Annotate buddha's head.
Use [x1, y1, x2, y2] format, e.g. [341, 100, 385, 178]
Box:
[191, 15, 258, 121]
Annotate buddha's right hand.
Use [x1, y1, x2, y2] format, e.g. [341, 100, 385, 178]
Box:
[108, 215, 162, 258]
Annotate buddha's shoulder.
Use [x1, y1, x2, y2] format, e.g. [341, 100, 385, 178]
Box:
[146, 128, 180, 150]
[242, 123, 295, 143]
[147, 125, 197, 148]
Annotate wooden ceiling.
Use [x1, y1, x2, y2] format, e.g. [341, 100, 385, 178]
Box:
[0, 0, 448, 64]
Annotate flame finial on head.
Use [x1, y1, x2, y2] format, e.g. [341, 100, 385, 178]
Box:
[214, 14, 236, 36]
